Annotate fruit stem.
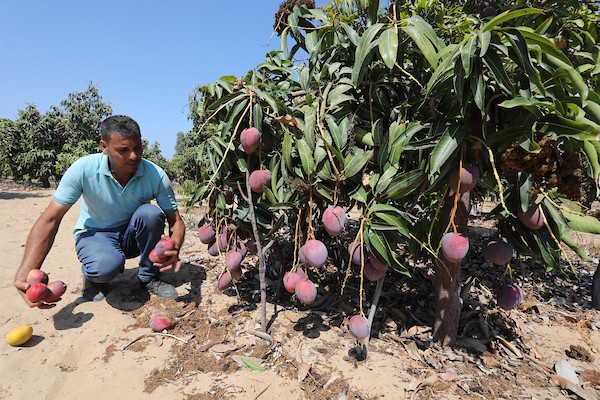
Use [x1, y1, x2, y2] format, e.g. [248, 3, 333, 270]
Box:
[292, 208, 303, 272]
[364, 275, 385, 355]
[307, 185, 315, 240]
[245, 154, 268, 332]
[449, 147, 465, 234]
[341, 217, 365, 296]
[316, 116, 341, 204]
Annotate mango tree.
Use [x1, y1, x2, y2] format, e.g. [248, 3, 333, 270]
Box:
[185, 0, 600, 347]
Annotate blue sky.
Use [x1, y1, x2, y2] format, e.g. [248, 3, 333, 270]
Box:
[0, 1, 300, 159]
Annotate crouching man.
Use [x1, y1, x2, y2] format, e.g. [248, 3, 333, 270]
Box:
[14, 115, 186, 306]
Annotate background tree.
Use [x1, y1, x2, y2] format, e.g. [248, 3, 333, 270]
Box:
[0, 83, 112, 187]
[184, 0, 600, 345]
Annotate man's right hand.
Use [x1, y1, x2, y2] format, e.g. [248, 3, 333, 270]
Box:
[14, 278, 56, 309]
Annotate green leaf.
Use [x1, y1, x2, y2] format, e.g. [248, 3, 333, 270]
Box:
[428, 126, 465, 178]
[372, 211, 410, 238]
[401, 24, 438, 68]
[378, 27, 398, 69]
[299, 67, 310, 91]
[365, 228, 391, 264]
[583, 140, 599, 180]
[536, 115, 598, 141]
[350, 186, 368, 204]
[503, 30, 545, 96]
[296, 138, 315, 176]
[479, 30, 491, 57]
[282, 130, 293, 170]
[563, 211, 600, 234]
[470, 71, 485, 111]
[352, 23, 384, 86]
[375, 165, 398, 194]
[339, 21, 359, 47]
[518, 173, 531, 213]
[344, 148, 372, 179]
[383, 169, 425, 200]
[327, 84, 355, 110]
[482, 50, 516, 95]
[253, 87, 279, 113]
[482, 8, 543, 32]
[461, 35, 478, 76]
[241, 357, 266, 371]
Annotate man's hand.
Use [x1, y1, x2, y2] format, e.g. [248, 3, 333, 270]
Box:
[14, 278, 56, 309]
[153, 249, 182, 273]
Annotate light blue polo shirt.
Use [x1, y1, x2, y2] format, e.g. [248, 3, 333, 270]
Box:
[53, 153, 178, 238]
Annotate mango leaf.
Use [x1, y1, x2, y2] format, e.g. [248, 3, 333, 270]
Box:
[483, 50, 516, 95]
[296, 138, 315, 176]
[344, 148, 372, 179]
[299, 67, 310, 91]
[350, 186, 369, 204]
[583, 140, 599, 180]
[543, 199, 588, 259]
[388, 122, 425, 165]
[536, 115, 598, 141]
[325, 115, 349, 151]
[427, 43, 462, 94]
[305, 31, 320, 54]
[499, 96, 552, 111]
[461, 35, 478, 76]
[383, 169, 425, 200]
[518, 173, 531, 213]
[482, 8, 543, 32]
[479, 30, 491, 57]
[428, 126, 465, 178]
[401, 24, 438, 68]
[365, 228, 391, 264]
[352, 23, 384, 86]
[253, 87, 279, 113]
[563, 211, 600, 234]
[503, 30, 545, 96]
[375, 165, 398, 194]
[327, 83, 355, 110]
[378, 27, 398, 69]
[470, 70, 485, 110]
[282, 130, 293, 170]
[339, 21, 359, 47]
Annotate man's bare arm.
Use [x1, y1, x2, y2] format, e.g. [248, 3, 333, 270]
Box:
[14, 200, 72, 308]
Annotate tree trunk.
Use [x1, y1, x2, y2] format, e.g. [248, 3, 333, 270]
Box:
[592, 260, 600, 310]
[432, 191, 470, 346]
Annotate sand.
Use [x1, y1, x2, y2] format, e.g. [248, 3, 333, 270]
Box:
[1, 186, 599, 400]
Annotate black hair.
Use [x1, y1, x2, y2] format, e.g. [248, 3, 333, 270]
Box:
[100, 115, 141, 142]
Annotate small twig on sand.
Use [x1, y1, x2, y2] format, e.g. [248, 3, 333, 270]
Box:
[254, 383, 272, 400]
[119, 332, 192, 351]
[245, 329, 274, 344]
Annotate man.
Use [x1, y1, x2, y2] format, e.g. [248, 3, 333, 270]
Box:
[14, 115, 186, 307]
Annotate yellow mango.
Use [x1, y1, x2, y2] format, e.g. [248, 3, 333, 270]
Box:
[5, 325, 33, 346]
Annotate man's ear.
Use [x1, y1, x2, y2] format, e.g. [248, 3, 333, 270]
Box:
[100, 140, 108, 154]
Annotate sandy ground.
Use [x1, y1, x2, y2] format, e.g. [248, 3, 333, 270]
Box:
[1, 185, 600, 400]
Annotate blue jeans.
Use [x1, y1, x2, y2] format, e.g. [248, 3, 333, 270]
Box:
[75, 204, 166, 284]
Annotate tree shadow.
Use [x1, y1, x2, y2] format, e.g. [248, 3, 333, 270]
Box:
[0, 191, 51, 200]
[293, 312, 331, 339]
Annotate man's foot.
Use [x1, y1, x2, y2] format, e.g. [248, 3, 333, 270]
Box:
[82, 278, 108, 302]
[142, 279, 177, 299]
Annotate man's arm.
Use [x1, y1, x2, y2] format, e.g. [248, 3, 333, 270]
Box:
[155, 208, 186, 273]
[14, 200, 72, 308]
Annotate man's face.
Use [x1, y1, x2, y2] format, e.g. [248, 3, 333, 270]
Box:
[100, 132, 143, 175]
